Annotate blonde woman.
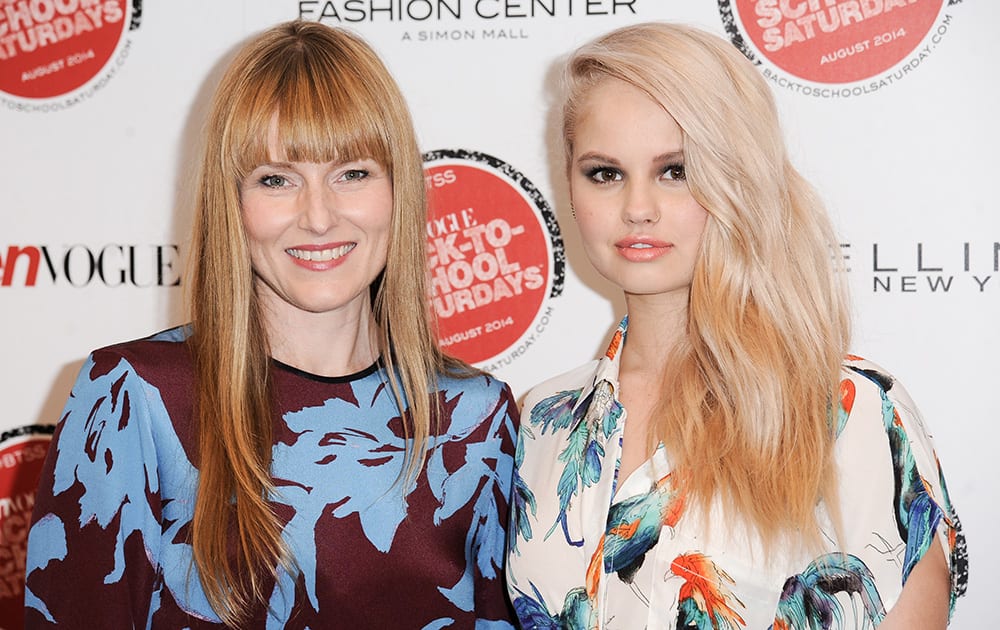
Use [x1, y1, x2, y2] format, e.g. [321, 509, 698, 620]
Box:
[26, 21, 517, 628]
[507, 22, 966, 629]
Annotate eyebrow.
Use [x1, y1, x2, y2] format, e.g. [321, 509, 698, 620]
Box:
[575, 150, 684, 165]
[575, 151, 619, 166]
[654, 151, 685, 163]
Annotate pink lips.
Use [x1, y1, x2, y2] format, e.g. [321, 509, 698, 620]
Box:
[285, 242, 357, 271]
[615, 236, 672, 262]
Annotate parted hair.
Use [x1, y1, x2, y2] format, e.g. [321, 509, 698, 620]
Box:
[187, 20, 464, 625]
[562, 22, 851, 550]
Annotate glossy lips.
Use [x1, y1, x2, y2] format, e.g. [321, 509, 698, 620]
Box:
[615, 237, 672, 262]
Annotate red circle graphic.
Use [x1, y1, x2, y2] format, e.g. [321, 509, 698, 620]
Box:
[0, 0, 129, 99]
[733, 0, 943, 84]
[0, 432, 53, 627]
[426, 162, 552, 364]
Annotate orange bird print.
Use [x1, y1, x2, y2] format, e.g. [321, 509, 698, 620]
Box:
[669, 552, 746, 630]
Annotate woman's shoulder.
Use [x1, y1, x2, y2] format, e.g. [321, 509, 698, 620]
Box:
[841, 354, 899, 387]
[91, 324, 192, 359]
[432, 370, 519, 443]
[522, 359, 602, 412]
[435, 369, 518, 420]
[53, 326, 196, 466]
[85, 324, 194, 384]
[839, 354, 923, 420]
[835, 353, 942, 474]
[436, 368, 513, 397]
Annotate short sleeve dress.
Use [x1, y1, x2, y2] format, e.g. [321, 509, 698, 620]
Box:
[26, 326, 518, 628]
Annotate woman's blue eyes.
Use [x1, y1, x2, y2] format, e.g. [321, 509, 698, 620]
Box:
[584, 164, 686, 184]
[341, 169, 369, 181]
[256, 169, 370, 188]
[259, 174, 287, 188]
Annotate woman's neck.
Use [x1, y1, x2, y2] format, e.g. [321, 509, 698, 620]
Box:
[614, 291, 690, 482]
[619, 290, 689, 375]
[262, 301, 380, 378]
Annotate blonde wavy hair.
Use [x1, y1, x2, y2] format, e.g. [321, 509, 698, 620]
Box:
[563, 22, 851, 549]
[187, 20, 464, 625]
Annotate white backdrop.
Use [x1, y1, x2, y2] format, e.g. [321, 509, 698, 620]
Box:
[1, 0, 996, 627]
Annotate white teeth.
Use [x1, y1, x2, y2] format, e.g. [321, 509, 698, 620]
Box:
[630, 243, 653, 249]
[286, 243, 356, 261]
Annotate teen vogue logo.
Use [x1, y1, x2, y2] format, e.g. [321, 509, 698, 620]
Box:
[424, 149, 564, 368]
[719, 0, 959, 97]
[0, 0, 142, 112]
[0, 243, 181, 287]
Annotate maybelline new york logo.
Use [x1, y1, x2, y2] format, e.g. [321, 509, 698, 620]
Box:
[0, 0, 142, 112]
[424, 149, 564, 368]
[0, 243, 180, 287]
[842, 240, 998, 293]
[719, 0, 961, 97]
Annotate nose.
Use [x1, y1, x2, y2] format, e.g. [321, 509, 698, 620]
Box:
[299, 183, 338, 234]
[622, 182, 659, 225]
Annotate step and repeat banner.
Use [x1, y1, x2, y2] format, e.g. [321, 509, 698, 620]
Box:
[1, 0, 995, 627]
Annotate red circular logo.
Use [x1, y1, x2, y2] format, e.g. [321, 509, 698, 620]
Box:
[424, 150, 563, 365]
[0, 428, 53, 627]
[0, 0, 130, 99]
[731, 0, 943, 84]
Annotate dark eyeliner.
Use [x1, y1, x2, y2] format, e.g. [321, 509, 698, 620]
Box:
[583, 165, 619, 183]
[258, 174, 283, 187]
[663, 162, 686, 180]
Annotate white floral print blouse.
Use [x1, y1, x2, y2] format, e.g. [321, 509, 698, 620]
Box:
[506, 318, 967, 629]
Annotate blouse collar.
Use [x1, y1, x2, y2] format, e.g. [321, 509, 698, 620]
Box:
[571, 315, 628, 417]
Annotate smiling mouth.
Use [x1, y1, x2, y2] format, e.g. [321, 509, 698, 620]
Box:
[286, 244, 356, 262]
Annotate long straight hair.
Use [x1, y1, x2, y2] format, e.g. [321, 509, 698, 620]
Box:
[562, 23, 851, 550]
[187, 20, 464, 624]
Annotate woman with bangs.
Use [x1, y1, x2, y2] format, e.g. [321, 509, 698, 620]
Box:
[506, 23, 966, 629]
[25, 21, 517, 628]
